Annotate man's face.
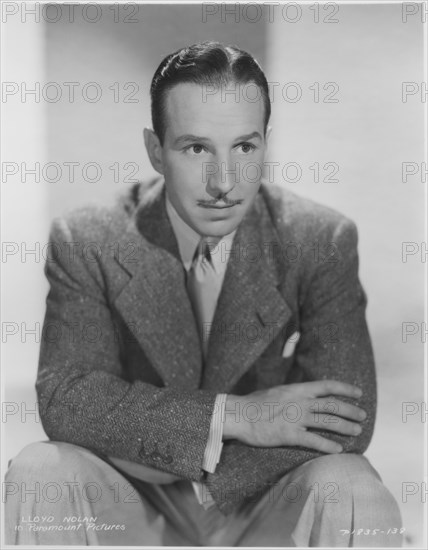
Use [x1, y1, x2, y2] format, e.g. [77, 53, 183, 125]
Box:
[157, 82, 268, 238]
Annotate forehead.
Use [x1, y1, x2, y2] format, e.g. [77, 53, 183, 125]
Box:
[163, 82, 265, 140]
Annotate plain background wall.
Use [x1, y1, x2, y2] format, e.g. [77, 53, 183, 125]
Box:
[1, 3, 49, 515]
[2, 2, 425, 547]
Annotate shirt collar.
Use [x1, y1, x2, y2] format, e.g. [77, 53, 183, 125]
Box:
[165, 194, 236, 274]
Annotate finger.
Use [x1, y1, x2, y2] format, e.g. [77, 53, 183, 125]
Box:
[295, 429, 343, 454]
[302, 380, 363, 399]
[308, 398, 366, 422]
[305, 415, 363, 436]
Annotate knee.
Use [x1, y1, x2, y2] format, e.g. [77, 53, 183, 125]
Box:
[6, 441, 98, 484]
[299, 454, 400, 514]
[298, 453, 379, 489]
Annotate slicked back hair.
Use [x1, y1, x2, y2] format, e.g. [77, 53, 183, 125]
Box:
[150, 41, 271, 145]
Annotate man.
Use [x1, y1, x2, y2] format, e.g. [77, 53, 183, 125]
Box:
[5, 41, 403, 546]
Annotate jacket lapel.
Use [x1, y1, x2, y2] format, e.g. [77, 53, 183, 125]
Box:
[113, 180, 203, 390]
[202, 194, 293, 392]
[113, 179, 292, 393]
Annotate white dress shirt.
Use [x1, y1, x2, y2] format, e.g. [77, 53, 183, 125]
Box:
[165, 194, 235, 508]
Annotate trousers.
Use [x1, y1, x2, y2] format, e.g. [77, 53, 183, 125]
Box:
[4, 441, 403, 547]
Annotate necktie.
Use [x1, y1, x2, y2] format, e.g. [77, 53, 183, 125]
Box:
[186, 238, 221, 359]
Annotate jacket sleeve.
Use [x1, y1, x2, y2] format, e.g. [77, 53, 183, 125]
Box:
[36, 217, 217, 481]
[206, 218, 377, 514]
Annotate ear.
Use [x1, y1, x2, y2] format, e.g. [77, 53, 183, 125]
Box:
[144, 128, 164, 174]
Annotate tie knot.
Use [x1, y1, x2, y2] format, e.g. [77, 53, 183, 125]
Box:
[201, 240, 212, 263]
[194, 237, 217, 266]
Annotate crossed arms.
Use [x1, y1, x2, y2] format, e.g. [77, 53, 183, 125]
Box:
[36, 212, 376, 514]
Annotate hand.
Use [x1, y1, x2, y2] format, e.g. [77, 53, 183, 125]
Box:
[223, 380, 366, 454]
[108, 456, 182, 484]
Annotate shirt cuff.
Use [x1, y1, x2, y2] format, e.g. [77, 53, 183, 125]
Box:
[202, 393, 227, 473]
[191, 393, 227, 509]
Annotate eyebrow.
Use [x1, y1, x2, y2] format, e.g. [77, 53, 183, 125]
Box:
[173, 131, 263, 147]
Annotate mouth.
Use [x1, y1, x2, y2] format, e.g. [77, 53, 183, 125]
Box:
[197, 200, 243, 209]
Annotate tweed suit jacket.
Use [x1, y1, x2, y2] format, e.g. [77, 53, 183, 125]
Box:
[36, 177, 376, 515]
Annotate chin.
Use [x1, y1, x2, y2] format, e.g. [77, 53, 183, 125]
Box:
[198, 218, 240, 238]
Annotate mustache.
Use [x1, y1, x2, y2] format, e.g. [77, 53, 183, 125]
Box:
[197, 198, 243, 206]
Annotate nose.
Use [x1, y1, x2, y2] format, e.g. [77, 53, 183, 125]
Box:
[205, 154, 237, 198]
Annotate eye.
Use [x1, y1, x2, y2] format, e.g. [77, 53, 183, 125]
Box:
[236, 142, 256, 154]
[185, 144, 206, 155]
